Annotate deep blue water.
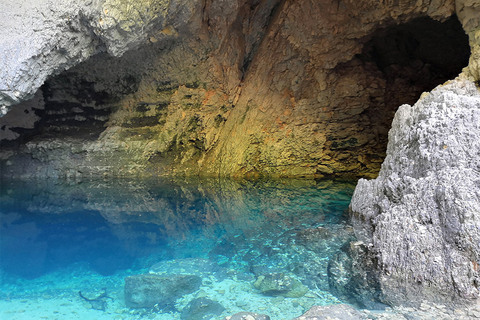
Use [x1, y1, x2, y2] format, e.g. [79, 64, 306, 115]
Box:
[0, 178, 356, 319]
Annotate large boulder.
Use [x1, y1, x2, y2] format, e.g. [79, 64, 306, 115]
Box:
[349, 79, 480, 306]
[124, 274, 202, 309]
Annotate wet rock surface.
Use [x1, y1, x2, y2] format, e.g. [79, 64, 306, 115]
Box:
[124, 274, 201, 309]
[349, 79, 480, 307]
[327, 241, 382, 309]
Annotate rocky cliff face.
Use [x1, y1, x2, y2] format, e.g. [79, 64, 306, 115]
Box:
[348, 79, 480, 307]
[0, 0, 473, 179]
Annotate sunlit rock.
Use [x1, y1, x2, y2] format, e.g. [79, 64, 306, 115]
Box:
[349, 79, 480, 306]
[1, 0, 474, 179]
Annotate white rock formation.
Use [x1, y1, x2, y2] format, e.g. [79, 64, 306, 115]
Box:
[350, 79, 480, 306]
[0, 0, 192, 113]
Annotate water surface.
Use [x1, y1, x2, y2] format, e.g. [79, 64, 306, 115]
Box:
[0, 178, 356, 319]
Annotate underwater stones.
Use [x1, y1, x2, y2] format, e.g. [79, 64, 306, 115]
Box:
[349, 79, 480, 306]
[253, 273, 308, 298]
[295, 226, 337, 252]
[124, 274, 201, 309]
[180, 297, 225, 320]
[293, 304, 364, 320]
[149, 258, 224, 278]
[327, 241, 382, 309]
[223, 312, 271, 320]
[78, 288, 109, 311]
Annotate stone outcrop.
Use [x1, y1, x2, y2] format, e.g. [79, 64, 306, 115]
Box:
[349, 79, 480, 307]
[457, 0, 480, 80]
[1, 0, 474, 179]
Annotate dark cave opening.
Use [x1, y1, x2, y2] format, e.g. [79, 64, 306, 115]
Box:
[360, 15, 470, 108]
[333, 14, 471, 177]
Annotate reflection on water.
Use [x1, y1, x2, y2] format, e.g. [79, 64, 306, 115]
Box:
[0, 178, 356, 319]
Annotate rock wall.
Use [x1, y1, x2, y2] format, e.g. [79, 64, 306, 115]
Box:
[457, 0, 480, 80]
[0, 0, 192, 112]
[1, 0, 472, 179]
[349, 79, 480, 307]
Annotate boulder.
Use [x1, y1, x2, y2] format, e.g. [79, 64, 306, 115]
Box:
[349, 79, 480, 306]
[327, 241, 382, 309]
[124, 274, 201, 309]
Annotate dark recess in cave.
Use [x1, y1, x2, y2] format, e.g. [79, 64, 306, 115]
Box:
[359, 15, 470, 108]
[329, 14, 471, 178]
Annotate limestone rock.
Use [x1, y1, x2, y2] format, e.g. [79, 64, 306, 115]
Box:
[349, 79, 480, 306]
[124, 273, 202, 309]
[0, 0, 194, 112]
[457, 0, 480, 80]
[2, 0, 473, 179]
[327, 241, 382, 309]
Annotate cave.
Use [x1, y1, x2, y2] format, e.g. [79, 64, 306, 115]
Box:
[321, 15, 470, 178]
[1, 1, 480, 318]
[0, 9, 472, 179]
[360, 15, 470, 108]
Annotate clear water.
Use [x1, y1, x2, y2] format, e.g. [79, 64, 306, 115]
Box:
[0, 178, 356, 320]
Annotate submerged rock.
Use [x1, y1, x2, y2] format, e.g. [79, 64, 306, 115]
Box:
[78, 287, 110, 311]
[349, 79, 480, 307]
[181, 297, 225, 320]
[224, 312, 271, 320]
[327, 241, 382, 309]
[149, 258, 225, 278]
[253, 273, 308, 298]
[124, 274, 201, 309]
[293, 304, 364, 320]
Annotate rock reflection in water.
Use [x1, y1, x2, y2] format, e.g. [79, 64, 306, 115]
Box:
[0, 178, 355, 287]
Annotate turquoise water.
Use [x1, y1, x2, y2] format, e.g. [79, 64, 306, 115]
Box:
[0, 178, 356, 320]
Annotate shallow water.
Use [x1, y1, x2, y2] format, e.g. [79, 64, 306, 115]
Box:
[0, 178, 356, 320]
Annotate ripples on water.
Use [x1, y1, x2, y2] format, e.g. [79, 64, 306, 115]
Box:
[0, 178, 356, 319]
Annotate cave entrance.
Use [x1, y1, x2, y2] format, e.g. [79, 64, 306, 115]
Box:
[335, 15, 470, 177]
[360, 15, 470, 108]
